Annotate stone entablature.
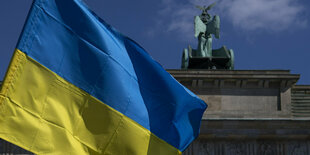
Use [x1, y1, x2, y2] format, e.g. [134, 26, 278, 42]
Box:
[168, 70, 300, 119]
[168, 70, 299, 89]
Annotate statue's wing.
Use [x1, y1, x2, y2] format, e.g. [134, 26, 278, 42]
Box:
[194, 16, 206, 38]
[206, 2, 216, 10]
[207, 15, 220, 39]
[195, 5, 205, 11]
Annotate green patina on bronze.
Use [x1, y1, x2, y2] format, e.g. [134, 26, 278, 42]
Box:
[181, 2, 234, 70]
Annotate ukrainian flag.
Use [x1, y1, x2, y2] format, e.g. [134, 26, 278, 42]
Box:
[0, 0, 207, 154]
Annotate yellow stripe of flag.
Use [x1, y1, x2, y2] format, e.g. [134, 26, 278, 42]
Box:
[0, 49, 181, 155]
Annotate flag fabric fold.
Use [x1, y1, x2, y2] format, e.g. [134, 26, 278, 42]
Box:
[0, 0, 207, 154]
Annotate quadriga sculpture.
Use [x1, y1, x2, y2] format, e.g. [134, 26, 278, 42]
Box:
[182, 2, 234, 69]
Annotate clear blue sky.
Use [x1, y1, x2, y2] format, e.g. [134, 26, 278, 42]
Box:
[1, 0, 310, 84]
